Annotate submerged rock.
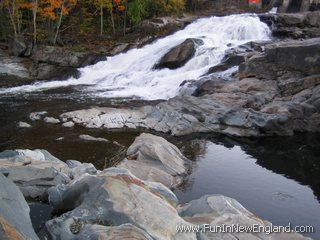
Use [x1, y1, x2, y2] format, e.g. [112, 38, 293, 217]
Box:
[79, 134, 109, 143]
[46, 168, 193, 240]
[44, 117, 61, 124]
[0, 173, 39, 240]
[154, 38, 201, 70]
[118, 133, 190, 188]
[18, 121, 32, 128]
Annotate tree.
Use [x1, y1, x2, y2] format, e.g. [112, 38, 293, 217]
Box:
[37, 0, 77, 45]
[21, 0, 38, 44]
[93, 0, 115, 35]
[0, 0, 24, 39]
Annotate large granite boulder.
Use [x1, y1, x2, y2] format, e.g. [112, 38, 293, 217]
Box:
[0, 149, 97, 201]
[0, 173, 39, 240]
[118, 133, 190, 188]
[239, 38, 320, 80]
[154, 39, 200, 69]
[46, 168, 194, 240]
[177, 195, 310, 240]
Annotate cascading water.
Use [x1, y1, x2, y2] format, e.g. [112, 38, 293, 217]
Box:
[0, 14, 271, 100]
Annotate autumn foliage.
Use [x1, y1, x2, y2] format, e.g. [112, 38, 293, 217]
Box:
[0, 0, 185, 45]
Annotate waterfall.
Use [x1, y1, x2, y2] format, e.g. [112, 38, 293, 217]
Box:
[0, 14, 271, 100]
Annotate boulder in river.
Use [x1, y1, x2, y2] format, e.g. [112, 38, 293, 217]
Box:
[118, 133, 190, 188]
[154, 38, 201, 70]
[0, 173, 39, 240]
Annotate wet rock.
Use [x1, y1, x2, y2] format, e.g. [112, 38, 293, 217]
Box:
[33, 63, 81, 80]
[177, 195, 310, 240]
[44, 117, 61, 124]
[32, 46, 105, 68]
[47, 168, 194, 240]
[0, 50, 33, 88]
[155, 38, 201, 70]
[62, 121, 75, 128]
[239, 38, 320, 80]
[29, 111, 47, 121]
[259, 12, 320, 39]
[10, 38, 27, 57]
[118, 133, 190, 188]
[79, 134, 109, 143]
[0, 173, 39, 240]
[18, 121, 32, 128]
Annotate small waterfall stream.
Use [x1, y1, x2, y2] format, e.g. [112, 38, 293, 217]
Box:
[0, 14, 271, 100]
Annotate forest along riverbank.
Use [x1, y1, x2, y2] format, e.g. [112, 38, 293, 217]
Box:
[0, 8, 320, 240]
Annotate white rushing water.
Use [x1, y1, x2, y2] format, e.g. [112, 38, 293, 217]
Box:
[0, 14, 271, 100]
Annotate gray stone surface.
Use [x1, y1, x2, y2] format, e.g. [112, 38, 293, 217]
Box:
[46, 168, 194, 240]
[118, 133, 190, 188]
[44, 117, 61, 124]
[155, 38, 201, 69]
[18, 121, 32, 128]
[0, 149, 97, 201]
[239, 38, 320, 80]
[177, 195, 310, 240]
[0, 173, 39, 240]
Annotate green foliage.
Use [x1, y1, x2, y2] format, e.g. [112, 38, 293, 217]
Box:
[127, 0, 151, 24]
[127, 0, 185, 24]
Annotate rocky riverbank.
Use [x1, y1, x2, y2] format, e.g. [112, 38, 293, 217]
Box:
[0, 133, 310, 239]
[24, 10, 318, 138]
[0, 16, 196, 88]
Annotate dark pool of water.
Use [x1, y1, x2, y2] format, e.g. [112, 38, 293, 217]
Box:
[174, 134, 320, 239]
[0, 91, 320, 239]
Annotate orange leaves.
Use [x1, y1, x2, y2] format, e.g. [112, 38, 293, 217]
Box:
[113, 0, 125, 12]
[24, 0, 78, 21]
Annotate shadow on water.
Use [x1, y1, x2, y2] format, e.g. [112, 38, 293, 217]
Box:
[173, 133, 320, 239]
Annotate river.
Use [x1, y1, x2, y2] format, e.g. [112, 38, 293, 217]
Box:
[0, 13, 319, 239]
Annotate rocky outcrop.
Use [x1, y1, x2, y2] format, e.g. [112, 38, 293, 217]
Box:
[155, 39, 201, 69]
[259, 11, 320, 39]
[46, 168, 193, 240]
[277, 0, 320, 13]
[0, 149, 97, 200]
[118, 133, 190, 188]
[239, 38, 320, 80]
[177, 195, 310, 240]
[0, 173, 39, 240]
[0, 50, 33, 88]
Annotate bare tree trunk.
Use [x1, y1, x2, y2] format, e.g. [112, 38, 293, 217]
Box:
[7, 1, 18, 39]
[32, 0, 38, 45]
[123, 1, 127, 36]
[53, 0, 64, 45]
[100, 5, 103, 35]
[110, 10, 115, 34]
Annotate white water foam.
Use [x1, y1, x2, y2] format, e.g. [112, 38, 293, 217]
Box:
[0, 14, 271, 100]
